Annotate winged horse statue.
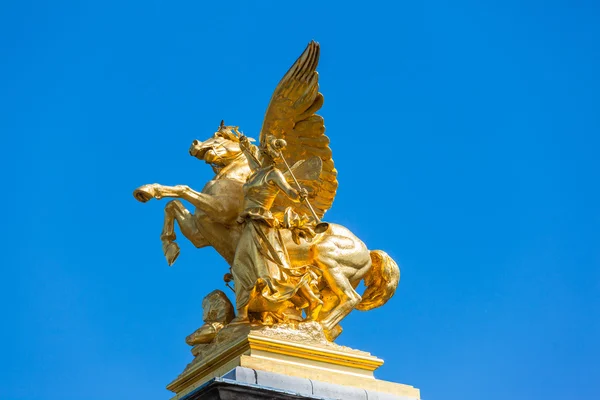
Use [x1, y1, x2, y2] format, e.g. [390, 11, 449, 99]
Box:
[134, 42, 399, 341]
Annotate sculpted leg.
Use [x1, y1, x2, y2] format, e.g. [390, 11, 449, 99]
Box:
[230, 303, 249, 324]
[161, 200, 207, 266]
[312, 241, 362, 335]
[298, 284, 323, 321]
[134, 184, 236, 223]
[319, 265, 361, 329]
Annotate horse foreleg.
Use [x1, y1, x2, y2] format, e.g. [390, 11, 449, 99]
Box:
[134, 184, 235, 224]
[161, 200, 208, 266]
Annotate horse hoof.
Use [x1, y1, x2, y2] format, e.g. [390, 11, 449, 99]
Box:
[133, 184, 157, 203]
[164, 242, 180, 266]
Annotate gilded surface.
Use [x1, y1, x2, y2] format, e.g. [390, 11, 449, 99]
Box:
[185, 290, 234, 348]
[134, 41, 401, 344]
[167, 323, 421, 400]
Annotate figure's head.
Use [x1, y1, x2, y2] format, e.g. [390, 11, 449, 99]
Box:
[259, 135, 286, 166]
[189, 121, 243, 167]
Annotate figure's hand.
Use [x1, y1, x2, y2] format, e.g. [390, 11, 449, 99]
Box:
[298, 188, 308, 201]
[273, 138, 287, 150]
[239, 134, 250, 148]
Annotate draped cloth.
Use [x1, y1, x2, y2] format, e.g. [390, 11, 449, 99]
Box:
[232, 207, 318, 311]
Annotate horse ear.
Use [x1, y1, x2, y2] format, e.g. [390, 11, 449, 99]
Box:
[220, 120, 225, 129]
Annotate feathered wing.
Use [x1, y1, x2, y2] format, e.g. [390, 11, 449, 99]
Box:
[259, 41, 338, 219]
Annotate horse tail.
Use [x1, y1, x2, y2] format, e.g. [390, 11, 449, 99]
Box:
[356, 250, 400, 311]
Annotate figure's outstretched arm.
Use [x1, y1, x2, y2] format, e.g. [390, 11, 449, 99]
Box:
[269, 169, 306, 202]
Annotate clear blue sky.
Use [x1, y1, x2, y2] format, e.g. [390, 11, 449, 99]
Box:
[1, 1, 598, 399]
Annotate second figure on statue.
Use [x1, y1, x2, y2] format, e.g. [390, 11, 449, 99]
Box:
[230, 133, 323, 324]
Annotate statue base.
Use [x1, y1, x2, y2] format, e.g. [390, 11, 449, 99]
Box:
[167, 322, 420, 400]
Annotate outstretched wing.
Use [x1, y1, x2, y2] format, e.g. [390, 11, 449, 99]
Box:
[259, 41, 338, 219]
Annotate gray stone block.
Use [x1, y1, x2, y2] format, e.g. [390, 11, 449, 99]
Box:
[255, 369, 314, 396]
[310, 379, 368, 400]
[219, 367, 413, 400]
[222, 366, 257, 384]
[366, 390, 415, 400]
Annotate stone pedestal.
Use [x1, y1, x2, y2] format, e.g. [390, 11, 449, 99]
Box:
[167, 322, 420, 400]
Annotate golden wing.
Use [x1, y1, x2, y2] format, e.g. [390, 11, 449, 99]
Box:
[259, 41, 338, 219]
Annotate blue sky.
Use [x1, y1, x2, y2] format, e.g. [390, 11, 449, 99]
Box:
[1, 1, 599, 399]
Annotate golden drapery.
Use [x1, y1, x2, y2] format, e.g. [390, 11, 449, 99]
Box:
[232, 208, 318, 311]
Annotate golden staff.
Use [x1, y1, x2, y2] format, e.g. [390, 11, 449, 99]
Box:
[278, 150, 330, 234]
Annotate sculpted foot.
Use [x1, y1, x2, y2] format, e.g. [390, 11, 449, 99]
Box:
[133, 184, 159, 203]
[163, 242, 180, 266]
[229, 305, 250, 325]
[186, 323, 220, 345]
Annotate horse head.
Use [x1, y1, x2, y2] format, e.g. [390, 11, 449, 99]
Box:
[189, 128, 243, 168]
[189, 124, 253, 184]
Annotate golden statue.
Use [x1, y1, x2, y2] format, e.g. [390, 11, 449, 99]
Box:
[134, 41, 400, 342]
[232, 132, 324, 324]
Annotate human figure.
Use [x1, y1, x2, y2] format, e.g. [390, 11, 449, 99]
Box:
[230, 134, 322, 323]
